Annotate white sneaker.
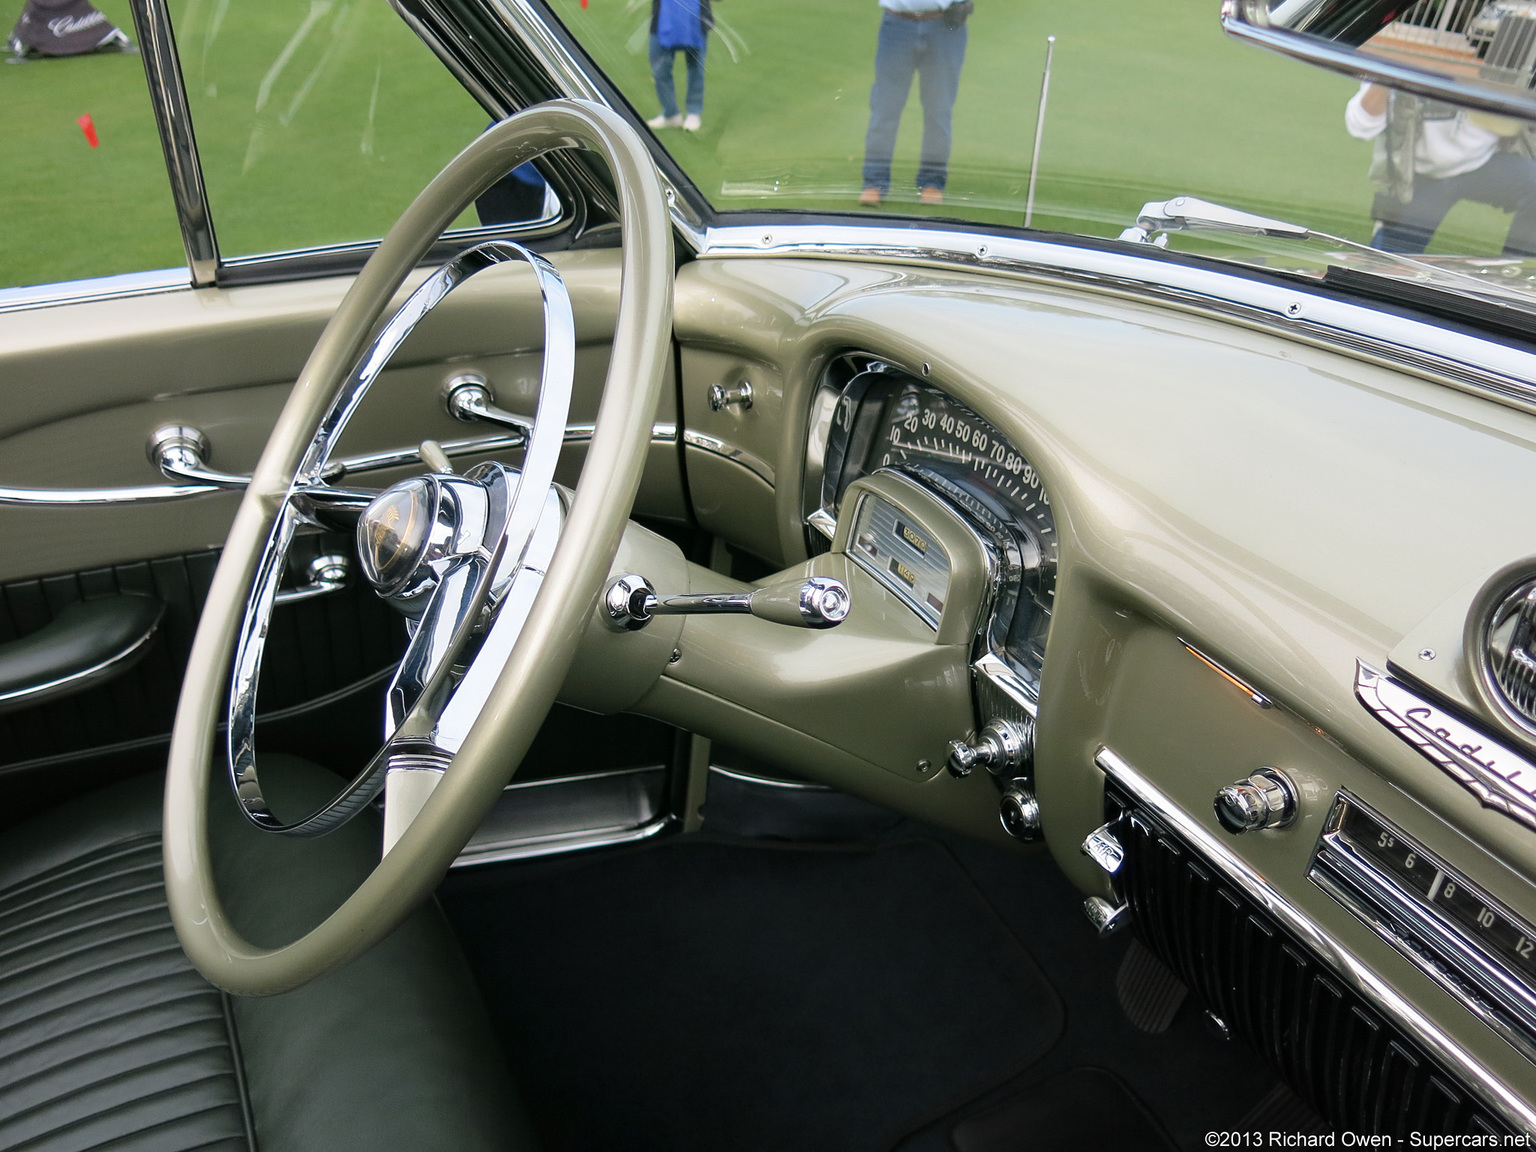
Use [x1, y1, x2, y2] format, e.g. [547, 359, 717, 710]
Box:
[683, 114, 701, 131]
[646, 114, 683, 129]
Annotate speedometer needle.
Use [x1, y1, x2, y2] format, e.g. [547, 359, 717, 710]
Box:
[889, 439, 975, 465]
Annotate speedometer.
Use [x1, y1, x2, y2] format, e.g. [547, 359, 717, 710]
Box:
[806, 356, 1057, 699]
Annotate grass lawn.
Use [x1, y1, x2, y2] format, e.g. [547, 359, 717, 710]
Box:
[2, 0, 485, 289]
[1, 0, 1514, 292]
[551, 0, 1512, 255]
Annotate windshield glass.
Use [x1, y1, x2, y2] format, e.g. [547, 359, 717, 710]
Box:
[548, 0, 1536, 309]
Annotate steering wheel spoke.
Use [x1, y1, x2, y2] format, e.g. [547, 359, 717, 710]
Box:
[165, 100, 673, 995]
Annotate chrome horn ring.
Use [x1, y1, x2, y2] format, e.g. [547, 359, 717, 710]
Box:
[226, 239, 576, 837]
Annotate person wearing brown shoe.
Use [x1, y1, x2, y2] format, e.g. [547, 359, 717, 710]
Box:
[859, 0, 973, 207]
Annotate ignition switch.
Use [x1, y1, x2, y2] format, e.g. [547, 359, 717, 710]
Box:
[946, 718, 1033, 779]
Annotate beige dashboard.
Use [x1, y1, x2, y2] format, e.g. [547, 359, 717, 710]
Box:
[663, 253, 1536, 1114]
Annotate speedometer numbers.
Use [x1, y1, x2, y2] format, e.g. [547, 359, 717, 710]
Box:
[808, 361, 1057, 697]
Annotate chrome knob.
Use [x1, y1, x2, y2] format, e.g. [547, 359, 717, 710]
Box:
[1080, 824, 1125, 875]
[708, 381, 753, 411]
[945, 718, 1033, 778]
[999, 782, 1041, 841]
[1083, 896, 1130, 937]
[1214, 767, 1298, 834]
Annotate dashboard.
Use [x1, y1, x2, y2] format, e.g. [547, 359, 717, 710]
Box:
[668, 252, 1536, 1133]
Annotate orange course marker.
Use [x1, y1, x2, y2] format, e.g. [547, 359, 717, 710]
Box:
[77, 114, 99, 148]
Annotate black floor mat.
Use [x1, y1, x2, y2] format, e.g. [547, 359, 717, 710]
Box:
[951, 1068, 1176, 1152]
[441, 837, 1065, 1152]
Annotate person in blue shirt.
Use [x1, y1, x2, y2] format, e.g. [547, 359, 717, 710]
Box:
[647, 0, 717, 133]
[860, 0, 974, 208]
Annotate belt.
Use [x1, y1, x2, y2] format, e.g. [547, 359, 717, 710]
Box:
[890, 9, 947, 21]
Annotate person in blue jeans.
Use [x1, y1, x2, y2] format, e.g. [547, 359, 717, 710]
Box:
[860, 0, 972, 208]
[647, 0, 716, 133]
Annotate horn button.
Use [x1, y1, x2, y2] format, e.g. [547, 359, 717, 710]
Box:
[356, 470, 502, 615]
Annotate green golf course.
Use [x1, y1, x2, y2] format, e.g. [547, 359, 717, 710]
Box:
[1, 0, 1515, 292]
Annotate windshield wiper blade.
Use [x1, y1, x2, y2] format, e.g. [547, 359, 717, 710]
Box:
[1118, 194, 1531, 309]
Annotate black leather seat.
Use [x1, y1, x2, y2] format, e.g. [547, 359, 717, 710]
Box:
[0, 756, 536, 1151]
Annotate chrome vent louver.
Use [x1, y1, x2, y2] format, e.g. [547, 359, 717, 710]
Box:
[1476, 575, 1536, 737]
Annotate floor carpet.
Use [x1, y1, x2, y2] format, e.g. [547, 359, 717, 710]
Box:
[441, 836, 1065, 1152]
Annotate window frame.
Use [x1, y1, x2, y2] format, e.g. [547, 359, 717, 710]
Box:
[0, 0, 591, 310]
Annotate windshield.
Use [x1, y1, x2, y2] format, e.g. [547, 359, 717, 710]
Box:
[548, 0, 1536, 312]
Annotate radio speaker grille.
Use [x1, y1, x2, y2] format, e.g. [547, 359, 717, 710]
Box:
[1111, 800, 1516, 1138]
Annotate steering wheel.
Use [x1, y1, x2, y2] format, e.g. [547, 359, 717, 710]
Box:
[163, 100, 674, 995]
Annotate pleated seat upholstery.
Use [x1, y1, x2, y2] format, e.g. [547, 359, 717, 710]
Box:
[0, 834, 250, 1152]
[0, 759, 537, 1152]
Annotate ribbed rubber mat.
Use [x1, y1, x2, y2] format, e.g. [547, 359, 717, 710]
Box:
[1241, 1082, 1331, 1135]
[0, 835, 251, 1152]
[1115, 938, 1188, 1033]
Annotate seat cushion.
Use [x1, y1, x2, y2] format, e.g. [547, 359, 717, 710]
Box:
[0, 757, 535, 1152]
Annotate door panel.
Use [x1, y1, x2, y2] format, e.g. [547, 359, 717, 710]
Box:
[0, 247, 686, 581]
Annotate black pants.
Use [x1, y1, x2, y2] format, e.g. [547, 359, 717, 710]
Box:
[1374, 151, 1536, 257]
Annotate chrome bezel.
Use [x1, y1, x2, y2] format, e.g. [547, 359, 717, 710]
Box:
[1468, 563, 1536, 749]
[1310, 790, 1536, 1070]
[803, 355, 1048, 714]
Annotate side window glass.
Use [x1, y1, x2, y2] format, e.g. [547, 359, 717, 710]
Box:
[172, 0, 549, 261]
[3, 0, 186, 291]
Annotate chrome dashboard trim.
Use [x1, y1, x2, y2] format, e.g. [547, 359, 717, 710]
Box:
[0, 424, 680, 507]
[1094, 743, 1536, 1133]
[1356, 661, 1536, 834]
[1180, 638, 1273, 708]
[681, 430, 775, 486]
[707, 764, 834, 791]
[701, 224, 1536, 419]
[973, 652, 1038, 718]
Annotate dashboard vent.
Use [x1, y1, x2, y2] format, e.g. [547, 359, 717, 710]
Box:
[1108, 796, 1516, 1138]
[1480, 576, 1536, 733]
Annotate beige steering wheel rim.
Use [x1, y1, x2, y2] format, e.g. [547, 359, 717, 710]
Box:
[164, 100, 674, 996]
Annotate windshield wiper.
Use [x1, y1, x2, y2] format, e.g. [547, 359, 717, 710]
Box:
[1117, 194, 1534, 311]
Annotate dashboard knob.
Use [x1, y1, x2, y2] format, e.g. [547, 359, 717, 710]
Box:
[945, 719, 1033, 779]
[1214, 767, 1298, 834]
[999, 782, 1041, 841]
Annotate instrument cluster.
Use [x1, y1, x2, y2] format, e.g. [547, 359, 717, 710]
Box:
[804, 354, 1056, 706]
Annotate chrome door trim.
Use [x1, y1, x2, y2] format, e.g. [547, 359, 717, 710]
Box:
[1095, 744, 1536, 1133]
[0, 268, 192, 316]
[700, 224, 1536, 420]
[127, 0, 218, 288]
[0, 424, 681, 507]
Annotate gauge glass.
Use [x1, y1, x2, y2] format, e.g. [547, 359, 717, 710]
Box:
[820, 366, 1057, 689]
